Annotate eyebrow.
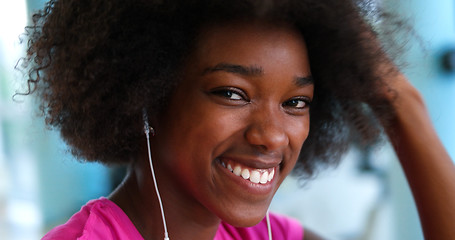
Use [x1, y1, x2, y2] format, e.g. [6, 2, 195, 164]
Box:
[202, 62, 314, 86]
[294, 76, 314, 87]
[202, 63, 264, 76]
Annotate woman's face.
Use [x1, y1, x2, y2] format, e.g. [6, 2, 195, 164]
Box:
[151, 21, 313, 226]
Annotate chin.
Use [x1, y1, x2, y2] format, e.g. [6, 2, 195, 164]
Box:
[216, 206, 268, 227]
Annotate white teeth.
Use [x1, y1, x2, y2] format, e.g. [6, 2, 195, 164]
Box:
[260, 171, 269, 184]
[221, 161, 276, 184]
[268, 168, 275, 181]
[250, 170, 261, 184]
[241, 169, 250, 180]
[233, 166, 242, 176]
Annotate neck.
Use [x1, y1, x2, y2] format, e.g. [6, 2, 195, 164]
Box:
[109, 159, 221, 240]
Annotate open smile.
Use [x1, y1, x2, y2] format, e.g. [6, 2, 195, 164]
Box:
[217, 158, 276, 185]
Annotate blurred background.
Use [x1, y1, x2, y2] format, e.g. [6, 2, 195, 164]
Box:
[1, 0, 454, 239]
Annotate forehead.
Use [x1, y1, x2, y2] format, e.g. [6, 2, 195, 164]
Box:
[186, 20, 311, 77]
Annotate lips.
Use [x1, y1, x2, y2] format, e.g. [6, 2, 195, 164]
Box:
[219, 158, 276, 185]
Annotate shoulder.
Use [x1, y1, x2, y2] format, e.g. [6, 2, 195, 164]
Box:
[41, 198, 143, 240]
[215, 213, 303, 240]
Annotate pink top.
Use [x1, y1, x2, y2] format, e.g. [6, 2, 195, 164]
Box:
[42, 198, 303, 240]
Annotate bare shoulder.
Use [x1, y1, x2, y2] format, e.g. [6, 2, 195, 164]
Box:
[303, 228, 326, 240]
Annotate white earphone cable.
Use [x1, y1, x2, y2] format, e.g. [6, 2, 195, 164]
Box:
[266, 210, 273, 240]
[144, 112, 170, 240]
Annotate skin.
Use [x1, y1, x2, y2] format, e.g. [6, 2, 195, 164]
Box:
[111, 21, 314, 240]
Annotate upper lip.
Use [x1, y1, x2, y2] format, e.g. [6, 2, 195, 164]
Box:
[217, 154, 282, 169]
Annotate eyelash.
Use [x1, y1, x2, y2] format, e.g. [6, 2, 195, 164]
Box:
[282, 97, 311, 110]
[211, 88, 249, 102]
[210, 87, 311, 110]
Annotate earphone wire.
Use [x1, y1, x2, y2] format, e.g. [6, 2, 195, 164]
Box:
[266, 210, 273, 240]
[144, 110, 170, 240]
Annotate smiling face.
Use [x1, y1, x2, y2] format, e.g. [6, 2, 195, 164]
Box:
[151, 21, 313, 227]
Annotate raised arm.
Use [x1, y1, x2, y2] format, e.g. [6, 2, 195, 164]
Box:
[382, 73, 455, 239]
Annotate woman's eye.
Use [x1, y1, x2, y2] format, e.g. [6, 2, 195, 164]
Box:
[283, 98, 310, 109]
[211, 89, 245, 101]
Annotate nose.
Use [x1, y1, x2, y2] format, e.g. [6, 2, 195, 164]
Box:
[244, 107, 289, 152]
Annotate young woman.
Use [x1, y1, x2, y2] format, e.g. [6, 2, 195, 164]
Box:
[21, 0, 455, 239]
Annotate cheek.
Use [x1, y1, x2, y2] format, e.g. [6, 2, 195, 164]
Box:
[285, 116, 310, 168]
[158, 103, 244, 164]
[290, 116, 310, 149]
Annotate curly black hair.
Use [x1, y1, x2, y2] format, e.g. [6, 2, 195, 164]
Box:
[20, 0, 402, 178]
